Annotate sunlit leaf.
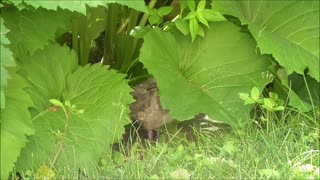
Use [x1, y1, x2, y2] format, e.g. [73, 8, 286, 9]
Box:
[175, 18, 190, 36]
[189, 18, 199, 41]
[10, 0, 147, 14]
[1, 68, 34, 179]
[197, 12, 209, 28]
[214, 0, 320, 81]
[157, 6, 174, 16]
[15, 44, 133, 175]
[202, 9, 225, 22]
[196, 0, 206, 12]
[140, 22, 271, 126]
[187, 0, 195, 11]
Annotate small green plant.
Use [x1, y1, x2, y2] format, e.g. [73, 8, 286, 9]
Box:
[146, 6, 174, 26]
[239, 87, 285, 133]
[177, 0, 225, 41]
[239, 87, 285, 112]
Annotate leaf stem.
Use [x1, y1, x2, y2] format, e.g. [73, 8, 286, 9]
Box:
[138, 0, 157, 27]
[50, 110, 70, 169]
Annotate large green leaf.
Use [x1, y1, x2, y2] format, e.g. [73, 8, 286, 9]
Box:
[15, 44, 133, 175]
[0, 18, 16, 109]
[19, 44, 78, 112]
[213, 0, 320, 82]
[2, 6, 73, 57]
[1, 68, 34, 179]
[139, 22, 271, 126]
[10, 0, 147, 14]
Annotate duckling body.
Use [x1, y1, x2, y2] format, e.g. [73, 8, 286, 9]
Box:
[130, 78, 173, 140]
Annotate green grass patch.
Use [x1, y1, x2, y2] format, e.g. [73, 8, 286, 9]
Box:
[94, 111, 319, 179]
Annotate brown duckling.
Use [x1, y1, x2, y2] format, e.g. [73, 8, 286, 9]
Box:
[130, 78, 173, 141]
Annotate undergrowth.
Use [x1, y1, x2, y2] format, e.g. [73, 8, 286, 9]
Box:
[102, 106, 319, 179]
[17, 108, 319, 179]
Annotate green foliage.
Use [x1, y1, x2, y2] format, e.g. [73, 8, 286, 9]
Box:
[178, 0, 225, 41]
[213, 0, 320, 82]
[12, 44, 133, 175]
[139, 22, 271, 126]
[0, 18, 15, 108]
[240, 87, 285, 112]
[2, 6, 73, 58]
[1, 0, 319, 178]
[147, 6, 173, 25]
[97, 112, 319, 179]
[9, 0, 147, 14]
[0, 68, 34, 179]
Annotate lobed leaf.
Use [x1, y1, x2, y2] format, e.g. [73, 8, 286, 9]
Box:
[2, 6, 73, 57]
[9, 0, 147, 14]
[1, 68, 34, 179]
[15, 44, 133, 175]
[0, 18, 16, 109]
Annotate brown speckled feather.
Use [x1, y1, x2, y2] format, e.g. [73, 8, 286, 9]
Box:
[129, 78, 173, 140]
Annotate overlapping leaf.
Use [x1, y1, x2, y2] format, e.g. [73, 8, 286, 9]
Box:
[0, 18, 16, 109]
[15, 44, 133, 174]
[139, 22, 271, 126]
[213, 0, 320, 82]
[2, 6, 73, 57]
[1, 68, 34, 179]
[10, 0, 147, 14]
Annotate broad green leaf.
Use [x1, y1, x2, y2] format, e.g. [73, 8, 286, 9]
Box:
[10, 0, 147, 14]
[19, 44, 78, 112]
[139, 22, 271, 126]
[16, 44, 133, 174]
[275, 68, 315, 112]
[189, 18, 199, 41]
[289, 73, 320, 106]
[2, 6, 73, 57]
[287, 73, 319, 112]
[214, 0, 320, 81]
[157, 6, 174, 16]
[0, 18, 16, 109]
[175, 18, 190, 36]
[202, 9, 225, 22]
[1, 68, 34, 179]
[288, 90, 313, 112]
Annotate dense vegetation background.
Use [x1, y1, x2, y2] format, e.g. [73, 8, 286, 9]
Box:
[1, 0, 319, 179]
